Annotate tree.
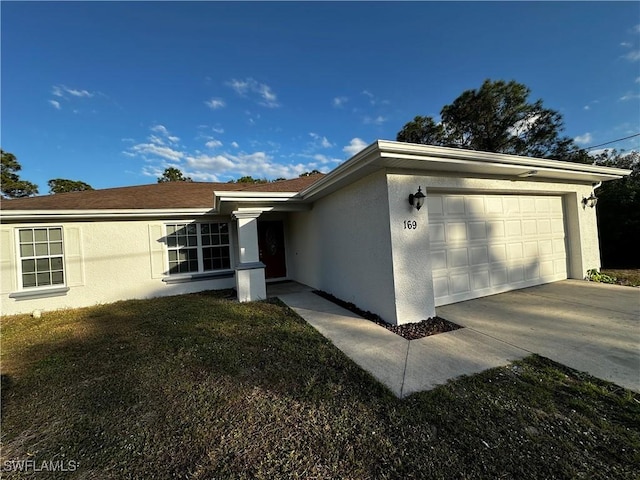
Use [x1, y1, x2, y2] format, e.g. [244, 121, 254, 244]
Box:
[299, 170, 322, 177]
[157, 167, 192, 183]
[48, 178, 94, 194]
[397, 79, 589, 162]
[396, 116, 445, 146]
[1, 150, 39, 198]
[228, 176, 267, 184]
[591, 149, 640, 268]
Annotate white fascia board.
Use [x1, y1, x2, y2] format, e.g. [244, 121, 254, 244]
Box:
[214, 191, 300, 201]
[0, 208, 217, 222]
[212, 191, 304, 212]
[380, 151, 629, 182]
[300, 140, 631, 201]
[376, 140, 631, 177]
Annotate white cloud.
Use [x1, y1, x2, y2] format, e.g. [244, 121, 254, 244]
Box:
[226, 78, 280, 108]
[332, 96, 348, 108]
[587, 148, 610, 157]
[583, 105, 590, 111]
[620, 92, 640, 101]
[148, 134, 165, 145]
[312, 154, 342, 165]
[621, 41, 633, 48]
[185, 150, 309, 180]
[507, 114, 541, 137]
[623, 50, 640, 61]
[636, 77, 640, 83]
[150, 124, 179, 144]
[256, 83, 278, 107]
[205, 98, 225, 109]
[363, 115, 386, 125]
[574, 133, 593, 145]
[343, 138, 368, 156]
[245, 111, 261, 125]
[227, 79, 251, 95]
[66, 87, 94, 98]
[130, 143, 185, 162]
[129, 124, 340, 181]
[48, 100, 61, 110]
[141, 163, 212, 181]
[187, 171, 223, 182]
[52, 84, 94, 98]
[361, 90, 389, 106]
[309, 132, 333, 148]
[185, 154, 235, 171]
[634, 24, 640, 33]
[150, 124, 170, 135]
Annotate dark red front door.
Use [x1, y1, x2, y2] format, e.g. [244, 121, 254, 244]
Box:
[258, 221, 287, 279]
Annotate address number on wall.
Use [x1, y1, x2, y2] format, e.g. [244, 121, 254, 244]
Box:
[403, 220, 418, 230]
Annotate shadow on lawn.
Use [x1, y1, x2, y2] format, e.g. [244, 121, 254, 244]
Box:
[2, 290, 639, 480]
[0, 291, 395, 478]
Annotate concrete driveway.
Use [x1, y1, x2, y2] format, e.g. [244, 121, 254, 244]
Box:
[437, 280, 640, 392]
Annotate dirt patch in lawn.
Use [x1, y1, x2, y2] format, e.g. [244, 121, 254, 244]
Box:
[601, 269, 640, 287]
[313, 290, 462, 340]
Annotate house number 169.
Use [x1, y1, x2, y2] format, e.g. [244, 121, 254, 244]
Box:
[403, 220, 417, 230]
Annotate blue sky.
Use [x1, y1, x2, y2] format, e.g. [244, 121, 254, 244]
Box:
[2, 2, 639, 191]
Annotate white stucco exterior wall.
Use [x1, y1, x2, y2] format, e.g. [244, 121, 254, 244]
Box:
[288, 171, 400, 323]
[563, 190, 602, 278]
[288, 172, 603, 325]
[0, 218, 236, 316]
[386, 174, 437, 322]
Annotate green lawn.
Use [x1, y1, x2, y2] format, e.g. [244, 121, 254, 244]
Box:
[2, 291, 639, 479]
[601, 269, 640, 287]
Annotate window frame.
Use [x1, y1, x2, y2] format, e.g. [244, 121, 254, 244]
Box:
[15, 226, 67, 291]
[164, 221, 233, 278]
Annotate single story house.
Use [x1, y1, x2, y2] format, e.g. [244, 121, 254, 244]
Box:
[0, 141, 630, 323]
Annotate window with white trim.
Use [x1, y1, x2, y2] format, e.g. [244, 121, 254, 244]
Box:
[18, 227, 65, 288]
[165, 223, 231, 275]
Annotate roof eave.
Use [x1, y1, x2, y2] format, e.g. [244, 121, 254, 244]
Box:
[299, 140, 631, 201]
[212, 191, 309, 214]
[0, 208, 218, 222]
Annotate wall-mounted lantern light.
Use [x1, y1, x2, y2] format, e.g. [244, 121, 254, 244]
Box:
[409, 186, 426, 210]
[582, 192, 598, 209]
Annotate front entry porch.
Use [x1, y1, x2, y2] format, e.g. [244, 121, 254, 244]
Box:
[232, 211, 293, 302]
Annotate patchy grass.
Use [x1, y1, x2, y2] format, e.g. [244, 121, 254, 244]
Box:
[1, 291, 639, 479]
[601, 269, 640, 287]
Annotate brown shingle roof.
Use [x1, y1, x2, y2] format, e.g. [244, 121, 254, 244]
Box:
[240, 173, 325, 192]
[0, 174, 325, 211]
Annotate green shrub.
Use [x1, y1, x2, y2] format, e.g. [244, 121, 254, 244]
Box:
[585, 268, 618, 284]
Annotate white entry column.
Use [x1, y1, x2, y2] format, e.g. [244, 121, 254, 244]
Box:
[232, 210, 266, 302]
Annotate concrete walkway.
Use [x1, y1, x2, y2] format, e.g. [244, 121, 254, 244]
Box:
[278, 290, 528, 398]
[276, 280, 639, 397]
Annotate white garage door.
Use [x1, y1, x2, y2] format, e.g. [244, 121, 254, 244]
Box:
[428, 194, 567, 306]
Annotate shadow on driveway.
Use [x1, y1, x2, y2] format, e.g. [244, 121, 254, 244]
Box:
[437, 279, 640, 392]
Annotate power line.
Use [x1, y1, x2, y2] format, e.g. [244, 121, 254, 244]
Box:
[584, 132, 640, 151]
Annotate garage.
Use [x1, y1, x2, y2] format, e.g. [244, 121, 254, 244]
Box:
[428, 193, 567, 306]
